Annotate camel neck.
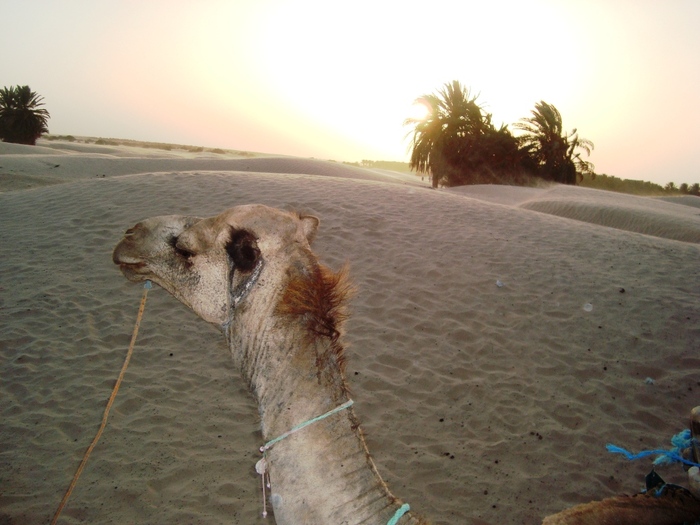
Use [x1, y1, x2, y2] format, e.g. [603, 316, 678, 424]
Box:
[230, 313, 349, 437]
[229, 323, 417, 524]
[256, 390, 412, 525]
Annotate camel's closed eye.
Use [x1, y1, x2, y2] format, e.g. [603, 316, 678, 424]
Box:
[168, 235, 195, 260]
[226, 229, 260, 273]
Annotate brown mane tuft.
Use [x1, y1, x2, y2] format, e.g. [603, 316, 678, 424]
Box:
[277, 259, 354, 343]
[277, 251, 355, 389]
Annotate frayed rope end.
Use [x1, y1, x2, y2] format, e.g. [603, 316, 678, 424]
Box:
[607, 430, 700, 468]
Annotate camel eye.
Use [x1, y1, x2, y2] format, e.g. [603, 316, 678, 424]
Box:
[176, 245, 195, 259]
[226, 229, 260, 272]
[169, 235, 195, 260]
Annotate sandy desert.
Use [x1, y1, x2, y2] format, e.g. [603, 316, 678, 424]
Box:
[1, 138, 699, 524]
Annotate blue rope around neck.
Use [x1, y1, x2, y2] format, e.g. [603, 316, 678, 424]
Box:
[261, 399, 354, 453]
[257, 400, 412, 524]
[387, 503, 410, 525]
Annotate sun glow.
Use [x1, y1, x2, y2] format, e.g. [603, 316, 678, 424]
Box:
[407, 99, 432, 122]
[5, 0, 697, 183]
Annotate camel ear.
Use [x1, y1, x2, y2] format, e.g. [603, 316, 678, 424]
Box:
[300, 215, 319, 244]
[226, 229, 260, 273]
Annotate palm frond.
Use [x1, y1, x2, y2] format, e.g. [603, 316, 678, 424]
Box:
[0, 85, 50, 145]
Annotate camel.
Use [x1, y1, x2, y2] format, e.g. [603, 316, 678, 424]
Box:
[113, 204, 429, 525]
[113, 204, 700, 525]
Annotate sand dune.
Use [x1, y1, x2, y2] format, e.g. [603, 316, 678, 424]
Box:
[1, 140, 698, 524]
[0, 140, 423, 193]
[450, 183, 700, 243]
[658, 195, 700, 210]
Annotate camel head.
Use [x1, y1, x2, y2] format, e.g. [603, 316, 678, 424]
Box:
[112, 205, 323, 328]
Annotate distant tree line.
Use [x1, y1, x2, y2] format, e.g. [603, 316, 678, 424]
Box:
[0, 85, 50, 145]
[405, 80, 595, 188]
[665, 181, 700, 196]
[580, 173, 700, 196]
[346, 158, 700, 197]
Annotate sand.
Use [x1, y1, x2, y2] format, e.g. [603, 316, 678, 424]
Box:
[1, 139, 699, 525]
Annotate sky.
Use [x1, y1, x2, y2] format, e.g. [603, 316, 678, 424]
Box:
[2, 0, 699, 185]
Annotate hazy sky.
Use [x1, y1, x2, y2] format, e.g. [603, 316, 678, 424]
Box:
[2, 0, 698, 185]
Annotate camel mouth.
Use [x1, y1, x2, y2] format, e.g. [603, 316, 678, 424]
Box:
[117, 261, 148, 280]
[112, 239, 147, 273]
[112, 248, 146, 269]
[114, 256, 149, 281]
[118, 261, 146, 271]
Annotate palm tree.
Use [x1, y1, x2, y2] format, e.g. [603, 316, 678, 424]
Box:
[0, 85, 50, 145]
[404, 81, 491, 187]
[515, 101, 593, 184]
[405, 81, 528, 187]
